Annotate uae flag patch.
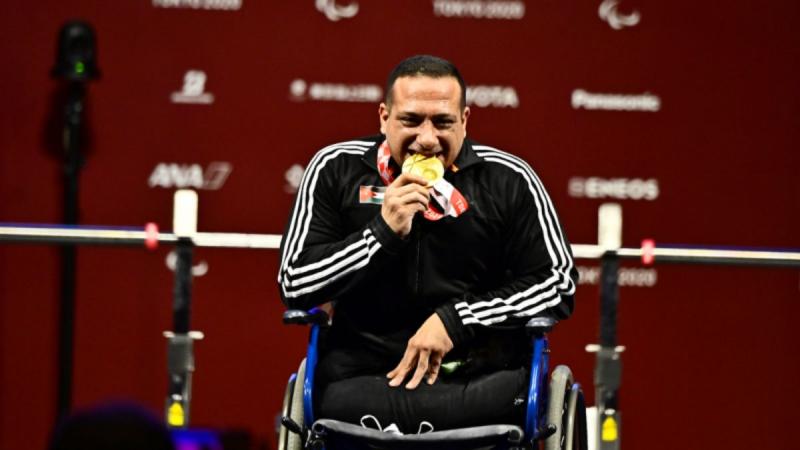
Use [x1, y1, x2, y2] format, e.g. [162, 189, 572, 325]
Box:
[359, 185, 386, 204]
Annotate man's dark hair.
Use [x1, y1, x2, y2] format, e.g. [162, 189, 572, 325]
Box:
[385, 55, 467, 110]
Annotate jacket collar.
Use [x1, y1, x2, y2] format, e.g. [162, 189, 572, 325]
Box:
[453, 138, 482, 171]
[360, 135, 387, 174]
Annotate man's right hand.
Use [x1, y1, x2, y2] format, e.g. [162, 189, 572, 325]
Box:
[381, 173, 430, 238]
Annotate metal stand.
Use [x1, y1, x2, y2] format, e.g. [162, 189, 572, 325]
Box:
[164, 239, 202, 428]
[163, 190, 205, 428]
[587, 253, 624, 450]
[585, 203, 624, 450]
[56, 81, 86, 421]
[164, 328, 204, 428]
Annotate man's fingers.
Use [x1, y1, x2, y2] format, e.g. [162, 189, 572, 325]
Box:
[388, 366, 408, 387]
[394, 172, 430, 187]
[384, 186, 430, 213]
[427, 356, 442, 385]
[389, 314, 455, 388]
[388, 374, 404, 387]
[389, 183, 430, 202]
[387, 350, 415, 387]
[387, 347, 411, 378]
[381, 175, 432, 238]
[389, 189, 428, 205]
[400, 191, 429, 208]
[405, 350, 430, 390]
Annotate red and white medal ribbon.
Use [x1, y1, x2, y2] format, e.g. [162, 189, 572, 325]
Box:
[377, 141, 469, 221]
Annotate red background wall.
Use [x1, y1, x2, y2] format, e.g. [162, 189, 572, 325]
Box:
[1, 1, 798, 449]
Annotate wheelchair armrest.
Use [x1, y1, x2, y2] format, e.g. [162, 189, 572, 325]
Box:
[283, 308, 330, 326]
[525, 317, 556, 334]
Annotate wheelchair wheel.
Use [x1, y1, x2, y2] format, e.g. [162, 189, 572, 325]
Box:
[277, 373, 296, 450]
[544, 365, 587, 450]
[564, 381, 588, 450]
[278, 358, 306, 450]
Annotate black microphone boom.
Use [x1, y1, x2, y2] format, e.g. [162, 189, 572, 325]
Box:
[51, 19, 99, 424]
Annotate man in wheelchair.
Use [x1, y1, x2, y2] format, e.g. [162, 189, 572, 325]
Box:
[278, 55, 578, 446]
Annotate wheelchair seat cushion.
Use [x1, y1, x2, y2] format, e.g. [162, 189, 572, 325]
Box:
[312, 419, 524, 450]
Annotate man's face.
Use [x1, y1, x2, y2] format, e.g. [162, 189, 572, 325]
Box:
[379, 76, 470, 170]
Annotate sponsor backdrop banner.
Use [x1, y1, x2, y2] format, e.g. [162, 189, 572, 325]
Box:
[1, 1, 798, 449]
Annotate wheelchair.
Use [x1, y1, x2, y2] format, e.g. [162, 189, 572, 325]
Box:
[278, 308, 588, 450]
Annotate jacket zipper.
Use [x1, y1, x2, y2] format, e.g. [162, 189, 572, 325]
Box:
[413, 219, 422, 296]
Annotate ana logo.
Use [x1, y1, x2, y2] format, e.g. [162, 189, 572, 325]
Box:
[152, 0, 242, 10]
[598, 0, 640, 30]
[289, 78, 382, 103]
[148, 162, 233, 190]
[572, 89, 660, 112]
[316, 0, 358, 21]
[466, 85, 519, 108]
[284, 164, 305, 193]
[433, 0, 525, 20]
[171, 70, 214, 105]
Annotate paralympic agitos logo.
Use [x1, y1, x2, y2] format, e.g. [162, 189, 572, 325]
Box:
[598, 0, 640, 30]
[316, 0, 359, 21]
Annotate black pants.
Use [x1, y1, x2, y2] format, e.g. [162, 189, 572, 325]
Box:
[316, 348, 529, 433]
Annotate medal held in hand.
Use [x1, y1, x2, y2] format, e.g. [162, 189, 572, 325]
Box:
[402, 154, 444, 187]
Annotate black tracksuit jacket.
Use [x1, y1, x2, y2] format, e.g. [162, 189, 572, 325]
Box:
[278, 135, 577, 376]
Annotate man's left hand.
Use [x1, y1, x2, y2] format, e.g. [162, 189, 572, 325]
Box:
[387, 313, 454, 389]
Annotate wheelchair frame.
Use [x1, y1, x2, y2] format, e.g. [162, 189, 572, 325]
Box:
[279, 309, 587, 450]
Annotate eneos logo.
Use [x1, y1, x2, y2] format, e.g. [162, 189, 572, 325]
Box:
[569, 177, 659, 201]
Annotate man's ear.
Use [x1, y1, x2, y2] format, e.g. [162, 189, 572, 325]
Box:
[379, 103, 389, 134]
[462, 106, 471, 137]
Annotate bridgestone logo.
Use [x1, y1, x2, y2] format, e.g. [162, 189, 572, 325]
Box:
[569, 177, 659, 201]
[152, 0, 242, 10]
[572, 89, 660, 112]
[433, 0, 525, 20]
[309, 83, 381, 102]
[290, 79, 382, 103]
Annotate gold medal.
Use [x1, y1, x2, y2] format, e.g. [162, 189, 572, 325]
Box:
[402, 154, 444, 187]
